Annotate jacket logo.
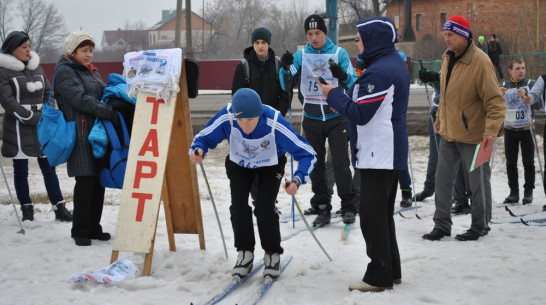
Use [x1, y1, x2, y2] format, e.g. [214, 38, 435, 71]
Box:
[235, 112, 243, 116]
[367, 84, 375, 93]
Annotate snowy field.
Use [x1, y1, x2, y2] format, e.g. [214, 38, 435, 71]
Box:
[1, 135, 545, 305]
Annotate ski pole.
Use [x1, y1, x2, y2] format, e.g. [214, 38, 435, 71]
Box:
[525, 105, 545, 186]
[285, 182, 332, 261]
[0, 160, 25, 234]
[406, 144, 421, 219]
[194, 151, 228, 259]
[289, 106, 295, 228]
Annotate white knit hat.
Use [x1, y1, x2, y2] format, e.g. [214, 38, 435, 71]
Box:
[63, 30, 94, 55]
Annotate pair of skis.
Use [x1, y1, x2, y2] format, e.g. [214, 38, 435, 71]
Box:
[198, 255, 293, 305]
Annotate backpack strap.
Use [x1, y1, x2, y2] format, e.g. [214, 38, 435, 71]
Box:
[275, 56, 280, 78]
[103, 112, 129, 149]
[241, 58, 250, 85]
[542, 74, 546, 103]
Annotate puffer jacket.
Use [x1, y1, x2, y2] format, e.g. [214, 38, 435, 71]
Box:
[435, 41, 506, 144]
[54, 55, 118, 177]
[0, 51, 48, 158]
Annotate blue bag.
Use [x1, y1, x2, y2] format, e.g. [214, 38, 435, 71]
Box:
[37, 71, 76, 167]
[99, 112, 129, 189]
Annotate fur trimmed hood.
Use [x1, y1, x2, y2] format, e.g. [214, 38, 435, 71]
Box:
[0, 50, 40, 71]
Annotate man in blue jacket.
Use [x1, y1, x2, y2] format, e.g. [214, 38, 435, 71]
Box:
[319, 16, 409, 293]
[279, 14, 358, 227]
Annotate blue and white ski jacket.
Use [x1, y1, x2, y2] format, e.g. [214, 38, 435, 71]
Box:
[190, 104, 317, 184]
[325, 17, 409, 171]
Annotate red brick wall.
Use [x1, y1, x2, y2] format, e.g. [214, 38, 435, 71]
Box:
[386, 0, 546, 54]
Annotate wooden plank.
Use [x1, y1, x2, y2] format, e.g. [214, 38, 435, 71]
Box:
[162, 177, 176, 252]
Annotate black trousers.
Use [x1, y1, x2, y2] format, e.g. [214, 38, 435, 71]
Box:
[302, 116, 357, 212]
[225, 155, 286, 254]
[360, 168, 401, 287]
[504, 129, 535, 191]
[71, 175, 106, 238]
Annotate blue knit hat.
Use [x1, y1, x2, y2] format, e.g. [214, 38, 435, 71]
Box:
[231, 88, 263, 118]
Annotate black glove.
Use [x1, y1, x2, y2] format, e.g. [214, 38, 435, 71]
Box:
[355, 59, 366, 71]
[329, 61, 348, 82]
[280, 51, 293, 70]
[418, 70, 440, 83]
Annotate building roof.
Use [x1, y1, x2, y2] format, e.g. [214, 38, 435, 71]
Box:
[102, 30, 149, 46]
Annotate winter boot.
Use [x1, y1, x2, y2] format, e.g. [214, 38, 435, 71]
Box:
[53, 201, 73, 222]
[21, 204, 34, 221]
[342, 211, 356, 224]
[503, 188, 519, 204]
[415, 190, 433, 202]
[312, 207, 331, 227]
[303, 207, 319, 215]
[400, 189, 412, 208]
[232, 250, 254, 278]
[263, 252, 281, 279]
[522, 189, 533, 205]
[543, 204, 546, 212]
[451, 202, 471, 215]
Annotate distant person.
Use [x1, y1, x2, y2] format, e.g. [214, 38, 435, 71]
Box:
[279, 14, 359, 227]
[190, 88, 316, 279]
[476, 35, 488, 54]
[525, 73, 546, 212]
[488, 34, 503, 80]
[419, 16, 505, 241]
[0, 31, 72, 222]
[54, 31, 120, 246]
[500, 57, 537, 204]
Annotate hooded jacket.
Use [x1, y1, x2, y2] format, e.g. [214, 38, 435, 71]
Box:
[0, 51, 48, 158]
[231, 47, 290, 116]
[326, 17, 409, 171]
[435, 41, 506, 144]
[54, 55, 117, 177]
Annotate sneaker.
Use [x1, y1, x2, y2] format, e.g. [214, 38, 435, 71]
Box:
[232, 251, 254, 278]
[342, 211, 356, 224]
[21, 204, 34, 221]
[263, 252, 281, 278]
[454, 229, 483, 241]
[503, 189, 519, 204]
[348, 280, 392, 292]
[400, 189, 412, 208]
[90, 232, 111, 241]
[73, 237, 91, 246]
[422, 228, 450, 241]
[312, 209, 331, 227]
[522, 189, 533, 205]
[415, 190, 433, 202]
[304, 207, 319, 215]
[53, 201, 73, 222]
[451, 202, 471, 215]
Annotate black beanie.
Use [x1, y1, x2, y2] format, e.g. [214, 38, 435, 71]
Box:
[304, 14, 327, 34]
[251, 27, 271, 44]
[1, 31, 30, 54]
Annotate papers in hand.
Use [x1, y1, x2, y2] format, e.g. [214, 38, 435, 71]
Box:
[470, 138, 493, 172]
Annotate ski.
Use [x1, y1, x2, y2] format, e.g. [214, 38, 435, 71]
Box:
[341, 223, 352, 240]
[199, 263, 264, 305]
[246, 255, 293, 305]
[520, 217, 546, 226]
[505, 206, 544, 218]
[394, 205, 421, 216]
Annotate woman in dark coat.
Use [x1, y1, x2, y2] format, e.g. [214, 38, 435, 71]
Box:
[54, 30, 119, 246]
[0, 31, 72, 222]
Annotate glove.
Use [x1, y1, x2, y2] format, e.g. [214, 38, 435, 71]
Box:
[355, 59, 366, 71]
[280, 51, 293, 70]
[418, 70, 440, 83]
[329, 60, 348, 82]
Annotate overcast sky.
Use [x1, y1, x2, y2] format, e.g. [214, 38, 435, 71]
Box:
[47, 0, 323, 49]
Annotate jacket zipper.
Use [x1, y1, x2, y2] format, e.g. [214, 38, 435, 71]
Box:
[81, 115, 85, 136]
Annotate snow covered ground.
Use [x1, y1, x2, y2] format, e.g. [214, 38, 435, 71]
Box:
[1, 136, 545, 305]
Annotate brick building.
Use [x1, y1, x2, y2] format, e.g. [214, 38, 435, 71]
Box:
[386, 0, 546, 54]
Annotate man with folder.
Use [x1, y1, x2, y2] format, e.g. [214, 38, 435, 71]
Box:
[418, 16, 506, 241]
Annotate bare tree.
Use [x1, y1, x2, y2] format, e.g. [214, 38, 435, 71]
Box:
[18, 0, 66, 53]
[0, 0, 13, 41]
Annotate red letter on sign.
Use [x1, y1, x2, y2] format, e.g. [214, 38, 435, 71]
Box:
[134, 160, 157, 188]
[132, 192, 153, 221]
[146, 97, 165, 124]
[138, 129, 159, 157]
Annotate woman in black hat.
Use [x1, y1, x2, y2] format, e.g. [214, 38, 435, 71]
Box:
[0, 31, 72, 222]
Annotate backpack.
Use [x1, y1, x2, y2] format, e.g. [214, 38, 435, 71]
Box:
[99, 112, 129, 189]
[241, 56, 280, 85]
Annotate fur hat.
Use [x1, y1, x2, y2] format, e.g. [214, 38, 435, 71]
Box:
[231, 88, 263, 118]
[442, 16, 471, 40]
[1, 31, 30, 54]
[304, 14, 327, 34]
[251, 27, 271, 45]
[63, 30, 94, 55]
